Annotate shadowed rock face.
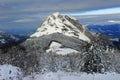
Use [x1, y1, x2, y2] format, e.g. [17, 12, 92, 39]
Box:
[25, 33, 88, 53]
[64, 15, 94, 41]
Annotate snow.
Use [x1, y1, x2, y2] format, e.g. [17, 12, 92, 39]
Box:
[0, 39, 6, 43]
[23, 71, 120, 80]
[30, 12, 90, 42]
[108, 20, 120, 23]
[0, 64, 120, 80]
[46, 41, 79, 55]
[63, 16, 90, 42]
[49, 41, 62, 49]
[0, 64, 23, 80]
[89, 44, 94, 50]
[110, 38, 119, 42]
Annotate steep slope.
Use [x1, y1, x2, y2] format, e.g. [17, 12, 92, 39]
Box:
[0, 64, 23, 80]
[31, 12, 93, 42]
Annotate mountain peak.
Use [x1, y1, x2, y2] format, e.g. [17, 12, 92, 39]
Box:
[52, 12, 60, 16]
[31, 12, 93, 42]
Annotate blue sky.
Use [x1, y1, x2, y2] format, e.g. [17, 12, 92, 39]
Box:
[0, 0, 120, 34]
[65, 7, 120, 16]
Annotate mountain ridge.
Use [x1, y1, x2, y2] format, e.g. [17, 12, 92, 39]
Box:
[0, 31, 28, 48]
[31, 12, 94, 42]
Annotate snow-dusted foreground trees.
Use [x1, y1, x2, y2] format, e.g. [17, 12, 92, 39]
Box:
[0, 39, 120, 75]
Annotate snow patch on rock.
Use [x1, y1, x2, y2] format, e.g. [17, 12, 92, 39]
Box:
[46, 41, 79, 55]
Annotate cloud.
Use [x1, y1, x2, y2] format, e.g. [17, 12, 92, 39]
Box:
[74, 15, 100, 19]
[0, 0, 120, 31]
[0, 0, 28, 3]
[15, 1, 120, 13]
[0, 16, 8, 19]
[0, 0, 120, 14]
[63, 7, 120, 16]
[13, 19, 38, 23]
[108, 20, 120, 23]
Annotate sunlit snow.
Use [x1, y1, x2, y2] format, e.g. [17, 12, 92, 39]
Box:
[46, 41, 79, 55]
[31, 12, 90, 42]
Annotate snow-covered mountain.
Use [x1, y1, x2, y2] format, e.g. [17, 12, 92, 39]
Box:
[28, 12, 114, 56]
[0, 31, 19, 46]
[87, 24, 120, 38]
[19, 12, 119, 74]
[0, 12, 120, 77]
[0, 31, 28, 47]
[31, 12, 93, 42]
[29, 12, 113, 56]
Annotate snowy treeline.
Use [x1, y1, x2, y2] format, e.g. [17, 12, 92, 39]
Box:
[0, 32, 120, 76]
[0, 39, 120, 76]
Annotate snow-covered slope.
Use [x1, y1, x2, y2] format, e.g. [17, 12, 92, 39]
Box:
[24, 72, 120, 80]
[0, 64, 23, 80]
[31, 12, 91, 42]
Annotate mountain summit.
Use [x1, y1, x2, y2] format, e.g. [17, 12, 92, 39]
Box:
[31, 12, 93, 42]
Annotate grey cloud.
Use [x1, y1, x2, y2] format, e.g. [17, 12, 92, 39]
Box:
[0, 0, 120, 32]
[13, 18, 38, 23]
[108, 20, 120, 23]
[0, 0, 120, 14]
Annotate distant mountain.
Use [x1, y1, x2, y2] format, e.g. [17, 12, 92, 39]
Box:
[0, 31, 28, 48]
[87, 24, 120, 49]
[87, 24, 120, 38]
[110, 38, 120, 49]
